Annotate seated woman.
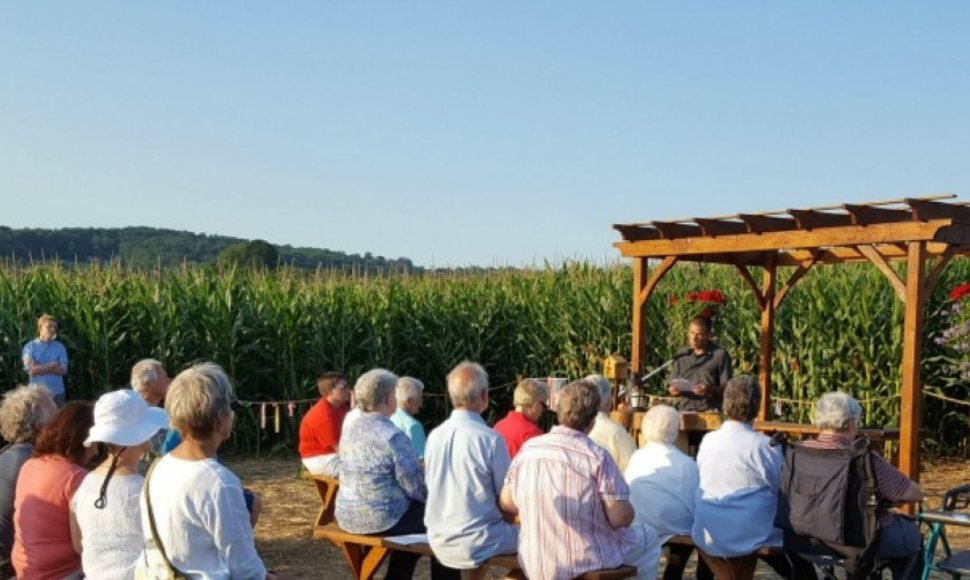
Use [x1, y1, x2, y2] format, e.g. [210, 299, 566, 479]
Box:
[135, 363, 276, 580]
[0, 384, 57, 578]
[692, 375, 814, 580]
[12, 401, 95, 579]
[335, 369, 447, 580]
[625, 404, 710, 580]
[801, 392, 922, 580]
[70, 389, 168, 580]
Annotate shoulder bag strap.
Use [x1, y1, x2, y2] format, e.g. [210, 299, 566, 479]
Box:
[143, 460, 186, 578]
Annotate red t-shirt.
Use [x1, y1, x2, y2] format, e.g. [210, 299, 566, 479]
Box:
[299, 398, 349, 458]
[12, 455, 86, 579]
[493, 410, 543, 459]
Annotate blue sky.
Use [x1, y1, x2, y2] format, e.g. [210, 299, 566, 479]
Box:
[2, 2, 968, 266]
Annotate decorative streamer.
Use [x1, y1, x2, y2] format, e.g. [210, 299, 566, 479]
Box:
[274, 404, 281, 434]
[260, 403, 267, 430]
[287, 401, 296, 417]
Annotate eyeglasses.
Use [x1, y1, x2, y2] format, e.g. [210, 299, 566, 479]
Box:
[230, 398, 244, 412]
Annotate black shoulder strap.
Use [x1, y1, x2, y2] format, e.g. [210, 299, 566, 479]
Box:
[143, 460, 186, 578]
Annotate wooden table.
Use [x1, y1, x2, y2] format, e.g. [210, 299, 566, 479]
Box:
[618, 411, 902, 465]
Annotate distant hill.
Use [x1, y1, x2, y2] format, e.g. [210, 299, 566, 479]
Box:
[0, 226, 419, 273]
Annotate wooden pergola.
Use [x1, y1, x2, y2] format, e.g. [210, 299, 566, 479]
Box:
[612, 195, 970, 482]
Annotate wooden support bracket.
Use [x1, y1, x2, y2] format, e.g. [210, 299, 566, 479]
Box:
[774, 251, 822, 311]
[857, 244, 907, 302]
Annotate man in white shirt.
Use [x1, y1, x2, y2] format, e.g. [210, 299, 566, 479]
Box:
[424, 361, 517, 573]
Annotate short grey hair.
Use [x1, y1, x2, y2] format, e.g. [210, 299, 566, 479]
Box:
[166, 362, 233, 440]
[557, 380, 600, 432]
[395, 377, 424, 406]
[130, 358, 165, 395]
[0, 384, 56, 443]
[513, 379, 548, 407]
[584, 374, 612, 410]
[641, 404, 680, 444]
[722, 375, 761, 422]
[355, 369, 399, 412]
[814, 392, 862, 431]
[446, 361, 488, 408]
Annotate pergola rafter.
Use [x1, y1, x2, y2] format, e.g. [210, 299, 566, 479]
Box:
[613, 194, 970, 483]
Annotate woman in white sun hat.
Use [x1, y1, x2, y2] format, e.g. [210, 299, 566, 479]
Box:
[69, 388, 168, 580]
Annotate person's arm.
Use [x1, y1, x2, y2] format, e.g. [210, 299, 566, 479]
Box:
[50, 344, 68, 375]
[68, 503, 83, 555]
[389, 432, 427, 503]
[499, 483, 518, 515]
[602, 499, 634, 528]
[207, 479, 269, 579]
[406, 422, 426, 461]
[898, 480, 924, 503]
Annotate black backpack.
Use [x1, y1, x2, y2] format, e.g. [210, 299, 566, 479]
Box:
[775, 439, 882, 577]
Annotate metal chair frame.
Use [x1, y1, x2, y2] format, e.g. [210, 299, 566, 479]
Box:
[920, 484, 970, 580]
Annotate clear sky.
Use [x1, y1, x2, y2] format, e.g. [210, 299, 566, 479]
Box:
[2, 2, 968, 267]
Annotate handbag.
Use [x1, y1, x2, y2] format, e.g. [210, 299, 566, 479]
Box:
[135, 460, 189, 580]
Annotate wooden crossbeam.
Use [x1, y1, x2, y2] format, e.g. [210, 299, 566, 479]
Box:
[787, 209, 853, 230]
[695, 218, 748, 237]
[652, 221, 703, 239]
[613, 224, 661, 242]
[728, 257, 766, 309]
[615, 220, 952, 258]
[907, 198, 970, 223]
[844, 204, 914, 226]
[737, 214, 798, 234]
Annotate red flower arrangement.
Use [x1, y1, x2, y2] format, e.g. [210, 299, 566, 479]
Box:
[937, 282, 970, 380]
[949, 282, 970, 302]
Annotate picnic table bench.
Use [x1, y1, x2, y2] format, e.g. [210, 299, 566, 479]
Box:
[305, 472, 636, 579]
[666, 534, 782, 580]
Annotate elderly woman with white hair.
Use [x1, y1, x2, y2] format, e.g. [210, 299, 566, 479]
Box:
[625, 405, 710, 580]
[801, 392, 923, 580]
[390, 376, 426, 460]
[135, 363, 276, 580]
[336, 369, 447, 580]
[0, 384, 57, 578]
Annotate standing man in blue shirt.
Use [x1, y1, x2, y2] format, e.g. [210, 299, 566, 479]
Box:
[21, 315, 69, 407]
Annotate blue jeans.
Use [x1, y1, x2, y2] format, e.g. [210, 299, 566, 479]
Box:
[878, 515, 921, 580]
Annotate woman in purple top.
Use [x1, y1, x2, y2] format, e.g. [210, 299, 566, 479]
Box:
[335, 368, 450, 580]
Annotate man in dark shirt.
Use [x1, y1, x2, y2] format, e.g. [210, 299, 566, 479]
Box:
[668, 315, 732, 412]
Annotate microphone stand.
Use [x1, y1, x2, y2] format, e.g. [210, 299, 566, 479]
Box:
[629, 353, 687, 409]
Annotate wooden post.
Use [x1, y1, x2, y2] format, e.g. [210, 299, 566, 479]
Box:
[758, 257, 778, 420]
[899, 241, 925, 483]
[631, 257, 648, 376]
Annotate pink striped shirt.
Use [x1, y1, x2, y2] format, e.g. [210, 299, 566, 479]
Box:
[505, 426, 639, 580]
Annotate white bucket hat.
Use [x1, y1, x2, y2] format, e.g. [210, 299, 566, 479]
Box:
[85, 389, 169, 447]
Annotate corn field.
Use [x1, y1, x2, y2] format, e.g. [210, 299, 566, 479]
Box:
[1, 260, 968, 456]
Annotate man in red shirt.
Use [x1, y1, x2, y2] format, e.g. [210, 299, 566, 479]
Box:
[299, 372, 351, 476]
[493, 379, 548, 458]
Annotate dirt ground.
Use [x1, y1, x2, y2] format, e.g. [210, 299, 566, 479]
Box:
[232, 457, 970, 579]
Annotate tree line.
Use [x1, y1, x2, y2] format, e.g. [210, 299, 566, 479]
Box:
[0, 226, 419, 274]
